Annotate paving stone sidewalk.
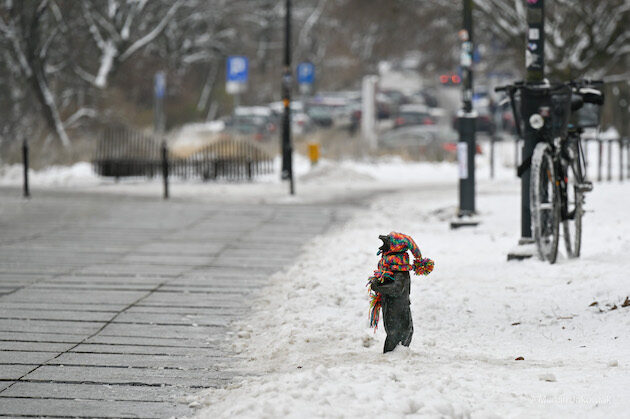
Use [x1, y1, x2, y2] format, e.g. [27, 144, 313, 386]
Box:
[0, 188, 352, 418]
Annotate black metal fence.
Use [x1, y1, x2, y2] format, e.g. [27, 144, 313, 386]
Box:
[93, 127, 275, 181]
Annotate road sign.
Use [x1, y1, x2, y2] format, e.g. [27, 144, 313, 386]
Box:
[227, 56, 248, 83]
[154, 71, 166, 99]
[297, 62, 315, 85]
[226, 56, 248, 95]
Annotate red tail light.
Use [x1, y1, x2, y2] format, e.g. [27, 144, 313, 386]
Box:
[422, 117, 434, 125]
[395, 117, 405, 125]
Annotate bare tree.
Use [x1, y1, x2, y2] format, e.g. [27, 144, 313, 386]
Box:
[0, 0, 72, 145]
[474, 0, 630, 78]
[76, 0, 184, 89]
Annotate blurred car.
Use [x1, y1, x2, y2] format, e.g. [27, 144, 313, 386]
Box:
[269, 101, 315, 135]
[451, 106, 497, 135]
[306, 104, 334, 127]
[393, 104, 435, 129]
[225, 106, 277, 141]
[375, 93, 395, 119]
[380, 89, 409, 109]
[379, 125, 459, 160]
[307, 95, 353, 127]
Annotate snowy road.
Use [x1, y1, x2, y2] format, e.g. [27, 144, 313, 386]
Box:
[0, 187, 354, 418]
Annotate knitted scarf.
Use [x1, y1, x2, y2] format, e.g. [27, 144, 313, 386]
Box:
[368, 232, 434, 330]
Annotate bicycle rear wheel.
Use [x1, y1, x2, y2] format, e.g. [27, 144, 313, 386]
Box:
[562, 141, 583, 258]
[530, 142, 560, 263]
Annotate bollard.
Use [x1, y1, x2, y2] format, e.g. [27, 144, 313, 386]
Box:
[307, 142, 320, 166]
[490, 136, 495, 179]
[514, 138, 519, 172]
[619, 138, 623, 182]
[597, 140, 603, 182]
[161, 141, 169, 200]
[22, 139, 30, 198]
[583, 139, 589, 171]
[607, 140, 612, 182]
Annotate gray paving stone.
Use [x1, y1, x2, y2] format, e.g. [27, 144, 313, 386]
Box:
[0, 364, 36, 380]
[113, 311, 237, 326]
[0, 332, 85, 343]
[2, 382, 190, 402]
[84, 335, 218, 347]
[0, 319, 105, 335]
[52, 352, 228, 370]
[0, 301, 126, 312]
[0, 397, 190, 418]
[0, 341, 75, 353]
[70, 344, 229, 357]
[4, 289, 147, 305]
[0, 351, 56, 365]
[134, 242, 224, 256]
[0, 309, 115, 322]
[27, 365, 229, 387]
[99, 323, 224, 339]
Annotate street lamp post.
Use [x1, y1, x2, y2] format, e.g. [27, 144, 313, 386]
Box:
[281, 0, 295, 195]
[507, 0, 545, 260]
[451, 0, 478, 229]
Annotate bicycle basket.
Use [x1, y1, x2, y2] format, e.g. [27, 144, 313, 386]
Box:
[572, 102, 602, 129]
[550, 86, 572, 138]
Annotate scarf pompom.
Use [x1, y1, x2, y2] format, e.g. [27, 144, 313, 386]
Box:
[413, 258, 434, 276]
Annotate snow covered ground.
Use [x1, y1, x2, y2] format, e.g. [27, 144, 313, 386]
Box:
[1, 142, 628, 417]
[188, 176, 630, 418]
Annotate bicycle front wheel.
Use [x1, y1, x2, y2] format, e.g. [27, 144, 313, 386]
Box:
[562, 141, 583, 258]
[530, 142, 560, 263]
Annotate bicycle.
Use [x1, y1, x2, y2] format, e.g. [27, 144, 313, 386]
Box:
[495, 80, 604, 263]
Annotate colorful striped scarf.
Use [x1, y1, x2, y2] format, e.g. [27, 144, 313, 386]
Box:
[368, 232, 434, 330]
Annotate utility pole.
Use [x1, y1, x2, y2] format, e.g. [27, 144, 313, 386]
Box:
[154, 71, 168, 200]
[508, 0, 544, 259]
[451, 0, 478, 229]
[281, 0, 295, 195]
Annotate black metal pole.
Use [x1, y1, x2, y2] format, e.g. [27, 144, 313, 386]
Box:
[161, 141, 169, 200]
[490, 135, 495, 179]
[22, 139, 30, 198]
[607, 140, 612, 181]
[457, 0, 476, 217]
[519, 0, 545, 241]
[598, 140, 603, 182]
[619, 137, 623, 182]
[281, 0, 295, 195]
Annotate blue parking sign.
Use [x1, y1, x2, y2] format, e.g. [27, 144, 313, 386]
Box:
[154, 71, 166, 99]
[297, 62, 315, 85]
[227, 56, 249, 83]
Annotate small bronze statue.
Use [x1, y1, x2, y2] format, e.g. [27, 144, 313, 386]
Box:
[368, 232, 434, 353]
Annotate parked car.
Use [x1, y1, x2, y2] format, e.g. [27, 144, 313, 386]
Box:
[393, 104, 435, 129]
[307, 95, 353, 127]
[306, 104, 334, 127]
[269, 101, 315, 135]
[452, 105, 497, 135]
[379, 125, 459, 160]
[225, 106, 277, 141]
